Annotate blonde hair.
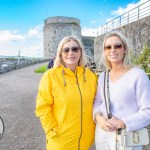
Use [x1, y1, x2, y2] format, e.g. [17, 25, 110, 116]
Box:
[53, 36, 87, 67]
[101, 31, 133, 69]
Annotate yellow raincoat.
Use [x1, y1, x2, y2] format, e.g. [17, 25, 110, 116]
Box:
[35, 66, 97, 150]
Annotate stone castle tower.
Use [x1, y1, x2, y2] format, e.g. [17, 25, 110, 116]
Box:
[43, 16, 81, 59]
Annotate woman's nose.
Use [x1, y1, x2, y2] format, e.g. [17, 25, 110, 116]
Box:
[110, 46, 115, 52]
[68, 50, 74, 54]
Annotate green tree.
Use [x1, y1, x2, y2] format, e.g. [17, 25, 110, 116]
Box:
[132, 45, 150, 78]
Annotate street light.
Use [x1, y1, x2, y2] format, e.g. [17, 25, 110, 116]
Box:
[17, 51, 21, 67]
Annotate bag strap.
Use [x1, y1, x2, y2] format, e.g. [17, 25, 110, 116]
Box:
[103, 70, 112, 119]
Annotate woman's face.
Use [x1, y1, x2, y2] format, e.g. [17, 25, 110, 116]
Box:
[104, 36, 126, 65]
[61, 40, 81, 71]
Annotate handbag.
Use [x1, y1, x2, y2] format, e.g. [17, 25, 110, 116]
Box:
[104, 70, 149, 148]
[121, 128, 149, 147]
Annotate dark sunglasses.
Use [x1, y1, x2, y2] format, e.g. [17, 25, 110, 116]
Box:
[104, 43, 123, 51]
[62, 46, 80, 54]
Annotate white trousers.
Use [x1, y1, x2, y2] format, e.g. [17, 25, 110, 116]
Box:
[95, 124, 142, 150]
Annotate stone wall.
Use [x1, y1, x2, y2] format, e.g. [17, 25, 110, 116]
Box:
[94, 15, 150, 65]
[82, 36, 95, 60]
[82, 36, 95, 55]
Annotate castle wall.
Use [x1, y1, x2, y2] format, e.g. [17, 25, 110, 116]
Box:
[43, 16, 81, 59]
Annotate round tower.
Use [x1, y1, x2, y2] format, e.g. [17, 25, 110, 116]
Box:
[43, 16, 81, 59]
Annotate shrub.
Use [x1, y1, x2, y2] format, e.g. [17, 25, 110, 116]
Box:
[132, 45, 150, 78]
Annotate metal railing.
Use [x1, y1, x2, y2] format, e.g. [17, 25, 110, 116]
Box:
[0, 58, 48, 74]
[99, 0, 150, 35]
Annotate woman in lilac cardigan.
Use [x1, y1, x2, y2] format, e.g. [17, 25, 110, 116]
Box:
[93, 31, 150, 150]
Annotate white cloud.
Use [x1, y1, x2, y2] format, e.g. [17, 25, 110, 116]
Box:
[27, 25, 43, 38]
[28, 29, 39, 37]
[112, 0, 148, 16]
[112, 4, 136, 15]
[22, 45, 43, 57]
[81, 27, 100, 36]
[0, 30, 26, 44]
[0, 25, 43, 57]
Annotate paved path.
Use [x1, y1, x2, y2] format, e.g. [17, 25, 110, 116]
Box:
[0, 63, 149, 150]
[0, 63, 46, 150]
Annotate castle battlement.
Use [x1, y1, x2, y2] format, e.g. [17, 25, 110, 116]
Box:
[45, 16, 80, 25]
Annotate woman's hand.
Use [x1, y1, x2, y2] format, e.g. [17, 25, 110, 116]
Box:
[95, 113, 116, 132]
[107, 116, 125, 130]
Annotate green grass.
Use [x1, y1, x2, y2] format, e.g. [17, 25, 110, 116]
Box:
[34, 65, 48, 73]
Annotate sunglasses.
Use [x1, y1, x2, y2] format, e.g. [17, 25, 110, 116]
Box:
[104, 43, 123, 51]
[62, 46, 80, 54]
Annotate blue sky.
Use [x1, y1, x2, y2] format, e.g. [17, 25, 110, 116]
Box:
[0, 0, 147, 57]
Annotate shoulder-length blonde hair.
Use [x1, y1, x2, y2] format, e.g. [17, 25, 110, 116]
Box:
[53, 36, 87, 67]
[101, 31, 133, 69]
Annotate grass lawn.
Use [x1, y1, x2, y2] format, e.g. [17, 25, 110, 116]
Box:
[34, 64, 48, 73]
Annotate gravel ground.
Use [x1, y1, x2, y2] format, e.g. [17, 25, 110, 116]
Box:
[0, 63, 149, 150]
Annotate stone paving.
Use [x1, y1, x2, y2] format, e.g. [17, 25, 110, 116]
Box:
[0, 63, 149, 150]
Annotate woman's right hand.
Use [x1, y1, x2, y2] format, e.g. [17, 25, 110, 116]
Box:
[95, 113, 116, 132]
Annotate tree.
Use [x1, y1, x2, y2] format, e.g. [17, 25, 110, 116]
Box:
[132, 45, 150, 78]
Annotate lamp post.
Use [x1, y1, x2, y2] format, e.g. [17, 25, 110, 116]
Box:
[17, 51, 21, 67]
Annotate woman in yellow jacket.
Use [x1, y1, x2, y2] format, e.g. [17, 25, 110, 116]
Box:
[35, 36, 97, 150]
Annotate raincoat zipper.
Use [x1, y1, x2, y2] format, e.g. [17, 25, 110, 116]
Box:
[75, 73, 83, 150]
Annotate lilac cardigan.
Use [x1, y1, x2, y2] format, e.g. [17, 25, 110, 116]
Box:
[93, 67, 150, 132]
